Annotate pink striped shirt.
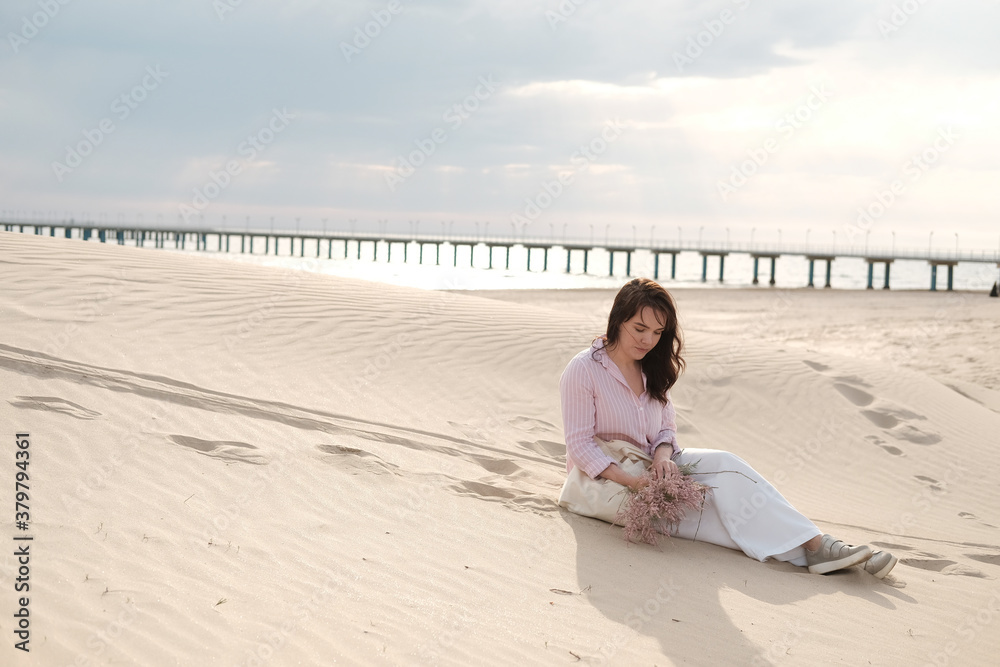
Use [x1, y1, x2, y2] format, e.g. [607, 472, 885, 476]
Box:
[559, 335, 680, 480]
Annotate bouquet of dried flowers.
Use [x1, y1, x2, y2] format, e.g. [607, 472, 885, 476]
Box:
[616, 460, 710, 546]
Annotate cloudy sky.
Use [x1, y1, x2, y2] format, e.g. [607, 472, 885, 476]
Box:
[2, 0, 998, 251]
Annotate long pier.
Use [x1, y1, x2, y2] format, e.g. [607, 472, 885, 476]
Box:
[4, 220, 999, 292]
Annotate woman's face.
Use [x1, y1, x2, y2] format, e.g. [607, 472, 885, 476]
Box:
[616, 306, 667, 361]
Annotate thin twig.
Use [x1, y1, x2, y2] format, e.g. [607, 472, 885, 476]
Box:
[686, 470, 757, 483]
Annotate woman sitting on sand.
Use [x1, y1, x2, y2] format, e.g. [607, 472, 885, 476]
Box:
[558, 277, 896, 578]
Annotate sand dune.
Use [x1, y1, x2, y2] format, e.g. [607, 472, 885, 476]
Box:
[1, 232, 999, 666]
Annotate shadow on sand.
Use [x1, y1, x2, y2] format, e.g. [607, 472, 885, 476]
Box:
[563, 509, 915, 665]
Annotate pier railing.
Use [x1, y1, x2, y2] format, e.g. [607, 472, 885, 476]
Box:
[3, 219, 998, 291]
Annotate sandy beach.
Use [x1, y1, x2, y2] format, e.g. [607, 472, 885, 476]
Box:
[1, 231, 999, 666]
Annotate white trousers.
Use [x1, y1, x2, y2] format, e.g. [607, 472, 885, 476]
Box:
[661, 448, 822, 567]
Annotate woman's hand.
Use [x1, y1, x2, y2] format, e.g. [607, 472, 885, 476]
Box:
[628, 474, 650, 492]
[650, 446, 679, 480]
[599, 463, 649, 492]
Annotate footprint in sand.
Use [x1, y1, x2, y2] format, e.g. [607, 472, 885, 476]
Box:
[803, 362, 943, 446]
[900, 556, 991, 579]
[865, 435, 904, 456]
[957, 511, 998, 529]
[914, 476, 944, 492]
[471, 455, 522, 476]
[802, 360, 830, 372]
[966, 553, 1000, 567]
[833, 375, 872, 387]
[169, 434, 267, 465]
[834, 383, 874, 407]
[508, 417, 557, 434]
[10, 396, 101, 420]
[447, 479, 559, 514]
[517, 439, 566, 458]
[316, 444, 399, 476]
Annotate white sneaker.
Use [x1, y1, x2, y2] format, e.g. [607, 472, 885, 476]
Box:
[862, 550, 898, 579]
[805, 534, 873, 574]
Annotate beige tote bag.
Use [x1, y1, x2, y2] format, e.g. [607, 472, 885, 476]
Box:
[557, 436, 652, 525]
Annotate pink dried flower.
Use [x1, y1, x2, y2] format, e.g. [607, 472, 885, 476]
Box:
[617, 467, 709, 546]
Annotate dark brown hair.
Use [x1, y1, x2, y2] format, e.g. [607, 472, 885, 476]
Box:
[591, 277, 685, 403]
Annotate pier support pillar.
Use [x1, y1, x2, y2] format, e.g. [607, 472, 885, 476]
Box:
[718, 254, 725, 282]
[866, 261, 874, 289]
[654, 253, 659, 280]
[625, 251, 631, 277]
[701, 254, 707, 282]
[609, 251, 614, 276]
[566, 248, 572, 273]
[505, 246, 510, 270]
[769, 257, 776, 286]
[752, 257, 759, 285]
[671, 253, 676, 280]
[883, 261, 892, 289]
[806, 255, 835, 288]
[543, 247, 549, 272]
[583, 249, 588, 274]
[928, 262, 957, 291]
